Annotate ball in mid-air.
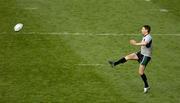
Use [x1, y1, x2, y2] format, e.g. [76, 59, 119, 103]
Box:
[14, 23, 23, 32]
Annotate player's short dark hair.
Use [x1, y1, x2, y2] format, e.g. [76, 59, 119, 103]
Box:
[143, 25, 151, 33]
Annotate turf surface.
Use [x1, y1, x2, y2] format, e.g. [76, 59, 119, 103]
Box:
[0, 0, 180, 102]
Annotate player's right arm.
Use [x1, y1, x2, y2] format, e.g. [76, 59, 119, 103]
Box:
[130, 39, 148, 46]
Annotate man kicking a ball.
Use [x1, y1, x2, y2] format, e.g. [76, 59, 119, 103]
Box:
[108, 25, 152, 93]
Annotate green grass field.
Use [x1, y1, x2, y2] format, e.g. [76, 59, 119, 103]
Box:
[0, 0, 180, 102]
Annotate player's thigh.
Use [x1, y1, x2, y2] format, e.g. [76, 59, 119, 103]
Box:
[139, 64, 145, 75]
[125, 53, 138, 60]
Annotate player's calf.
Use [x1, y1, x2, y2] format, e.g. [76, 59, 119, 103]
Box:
[108, 57, 127, 68]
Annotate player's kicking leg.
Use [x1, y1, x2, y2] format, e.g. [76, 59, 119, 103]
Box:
[108, 53, 138, 68]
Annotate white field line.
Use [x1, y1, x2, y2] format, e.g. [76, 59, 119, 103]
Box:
[0, 32, 180, 36]
[144, 0, 169, 13]
[160, 9, 169, 12]
[145, 0, 151, 2]
[75, 63, 104, 66]
[24, 7, 38, 10]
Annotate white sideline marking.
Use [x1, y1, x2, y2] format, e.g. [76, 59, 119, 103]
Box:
[0, 32, 180, 36]
[75, 64, 104, 66]
[160, 9, 168, 12]
[24, 32, 137, 36]
[145, 0, 151, 2]
[24, 7, 38, 10]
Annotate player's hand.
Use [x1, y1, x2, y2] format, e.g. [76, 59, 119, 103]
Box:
[130, 39, 137, 45]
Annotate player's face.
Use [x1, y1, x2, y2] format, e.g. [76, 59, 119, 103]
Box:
[141, 27, 148, 35]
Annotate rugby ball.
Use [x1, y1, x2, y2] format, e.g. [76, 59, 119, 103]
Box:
[14, 23, 23, 32]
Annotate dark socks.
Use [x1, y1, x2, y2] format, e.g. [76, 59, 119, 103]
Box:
[114, 57, 127, 66]
[141, 74, 149, 88]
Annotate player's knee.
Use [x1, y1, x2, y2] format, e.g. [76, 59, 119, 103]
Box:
[125, 56, 128, 60]
[138, 71, 144, 75]
[125, 56, 129, 60]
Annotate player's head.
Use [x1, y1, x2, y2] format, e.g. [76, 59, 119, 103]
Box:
[141, 25, 151, 35]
